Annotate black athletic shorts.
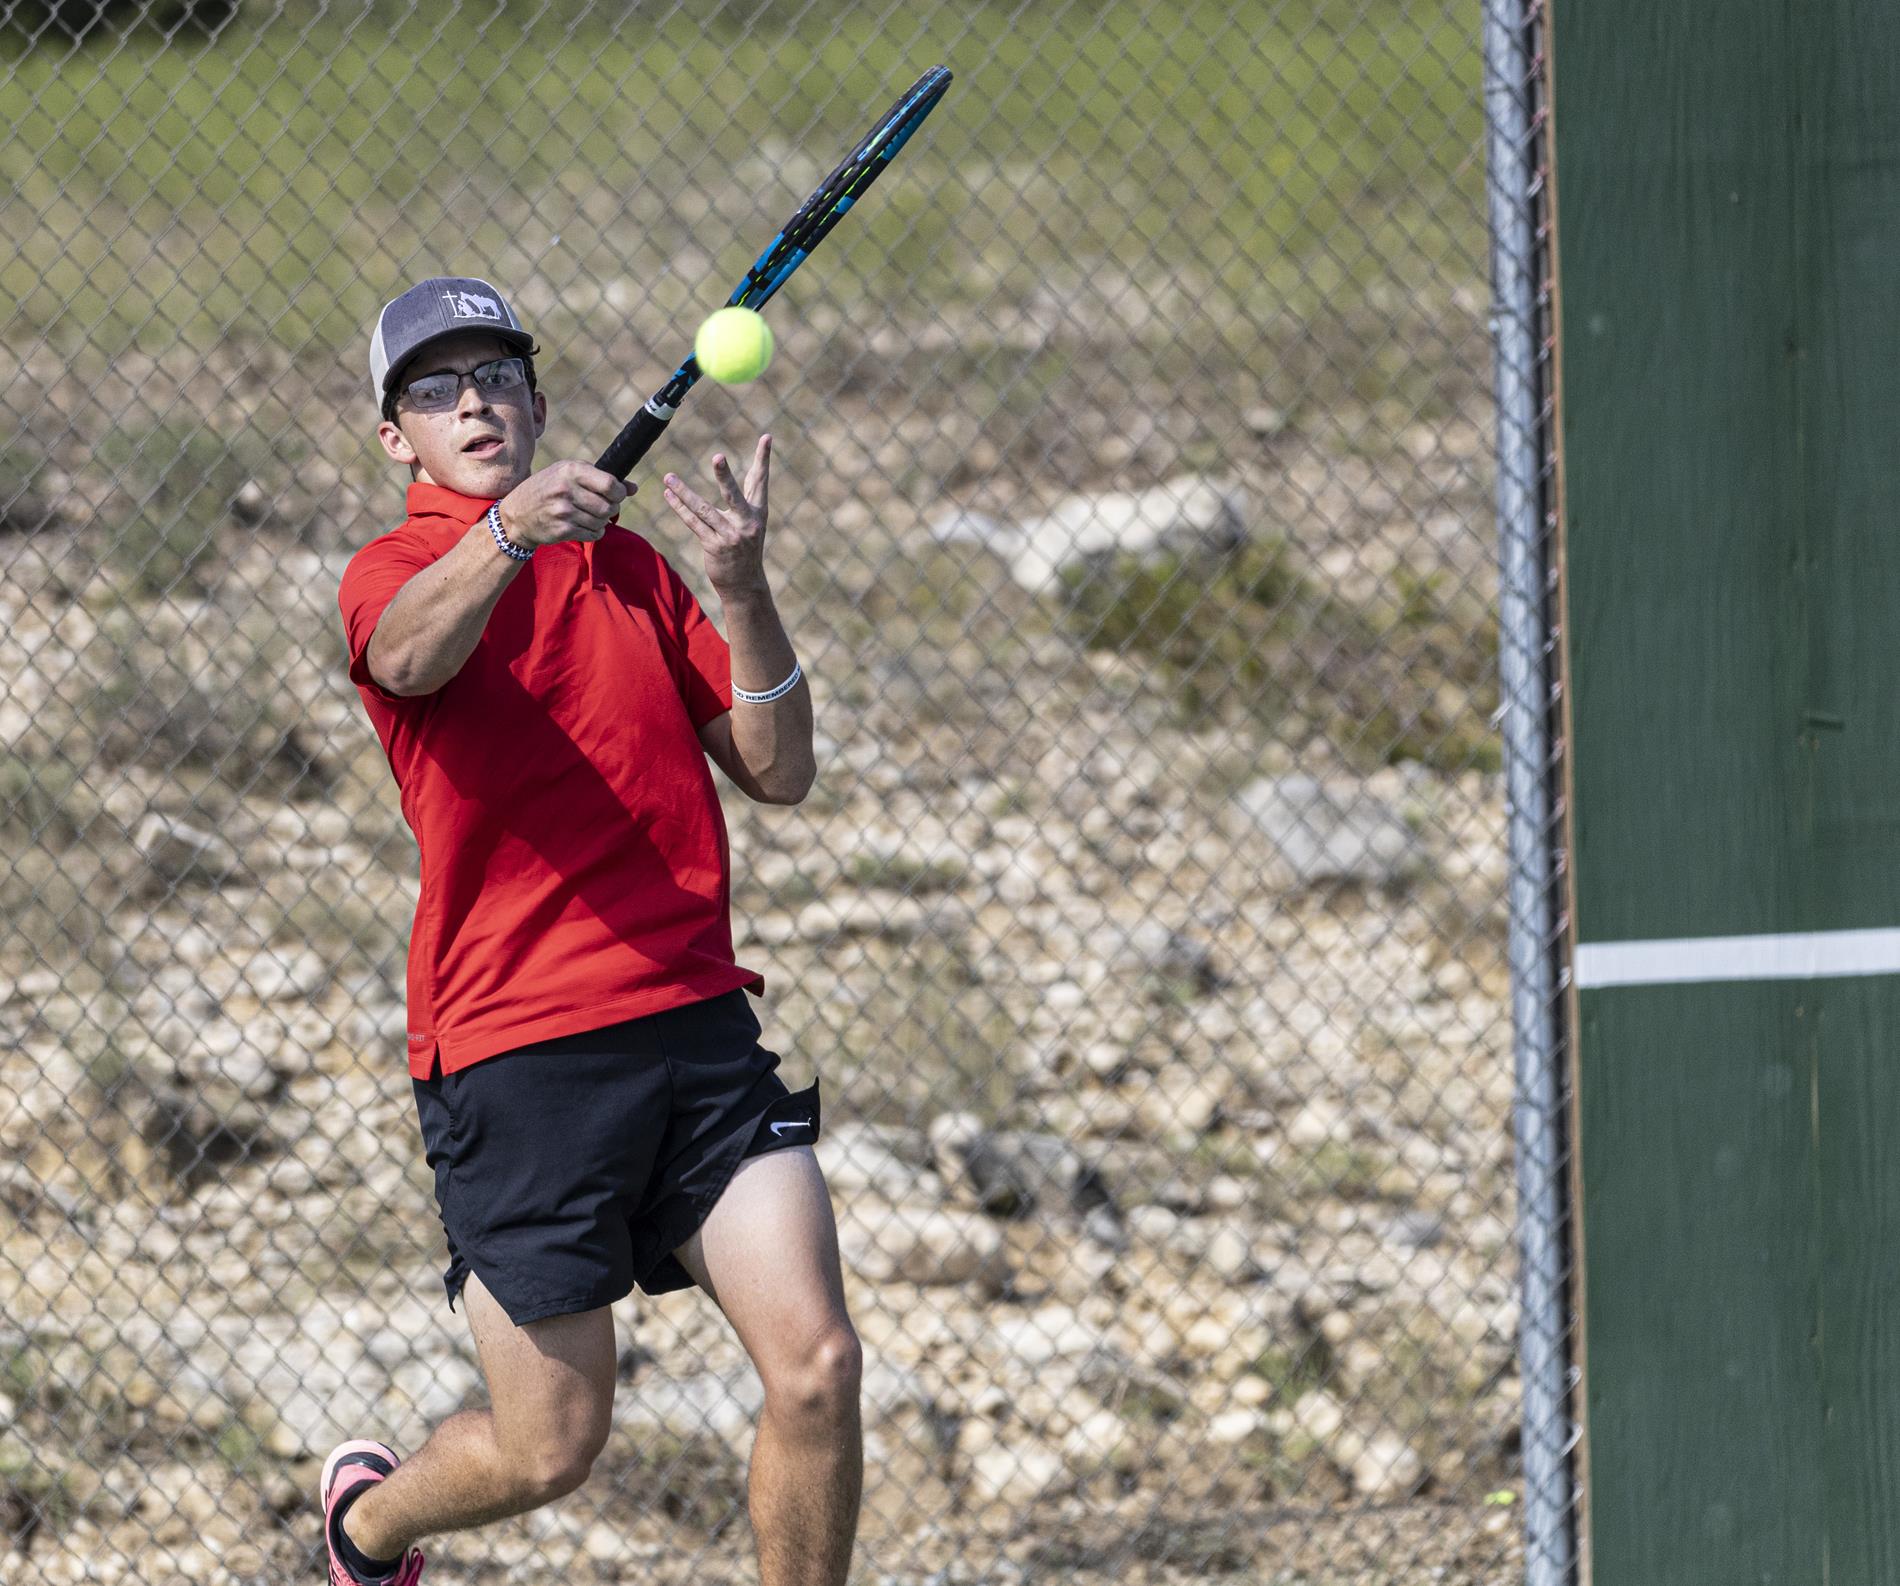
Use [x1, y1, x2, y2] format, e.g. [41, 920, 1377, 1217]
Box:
[410, 988, 821, 1326]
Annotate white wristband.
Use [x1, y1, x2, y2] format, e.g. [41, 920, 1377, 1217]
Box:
[732, 661, 802, 705]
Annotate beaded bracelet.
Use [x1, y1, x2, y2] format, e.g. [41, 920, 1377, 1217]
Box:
[733, 661, 803, 705]
[487, 503, 533, 562]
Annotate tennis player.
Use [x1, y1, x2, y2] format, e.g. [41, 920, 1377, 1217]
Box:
[324, 277, 859, 1586]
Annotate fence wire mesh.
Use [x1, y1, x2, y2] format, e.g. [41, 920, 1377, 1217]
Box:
[0, 0, 1564, 1582]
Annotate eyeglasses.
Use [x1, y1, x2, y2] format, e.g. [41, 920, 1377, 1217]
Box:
[399, 356, 529, 413]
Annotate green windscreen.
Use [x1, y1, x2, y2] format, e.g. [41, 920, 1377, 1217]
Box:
[1554, 1, 1900, 1579]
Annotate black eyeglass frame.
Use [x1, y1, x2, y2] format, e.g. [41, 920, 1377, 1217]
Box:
[398, 356, 531, 411]
[382, 350, 539, 423]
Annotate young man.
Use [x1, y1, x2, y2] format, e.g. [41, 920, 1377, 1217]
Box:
[325, 277, 860, 1586]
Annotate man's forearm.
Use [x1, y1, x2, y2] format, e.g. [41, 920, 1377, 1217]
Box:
[368, 521, 524, 696]
[721, 582, 815, 802]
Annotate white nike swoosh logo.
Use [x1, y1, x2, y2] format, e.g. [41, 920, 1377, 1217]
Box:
[769, 1119, 813, 1137]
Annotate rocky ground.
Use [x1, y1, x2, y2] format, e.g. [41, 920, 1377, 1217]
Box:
[0, 276, 1528, 1583]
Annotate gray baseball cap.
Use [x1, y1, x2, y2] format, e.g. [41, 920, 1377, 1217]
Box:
[369, 276, 536, 408]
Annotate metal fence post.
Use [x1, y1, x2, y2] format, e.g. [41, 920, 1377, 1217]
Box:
[1482, 0, 1577, 1581]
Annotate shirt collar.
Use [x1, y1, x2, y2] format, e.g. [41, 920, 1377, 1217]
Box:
[404, 480, 496, 529]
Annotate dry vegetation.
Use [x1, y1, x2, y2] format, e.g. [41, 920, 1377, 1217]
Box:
[0, 2, 1527, 1581]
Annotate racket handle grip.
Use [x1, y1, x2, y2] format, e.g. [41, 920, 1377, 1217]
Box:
[596, 402, 672, 479]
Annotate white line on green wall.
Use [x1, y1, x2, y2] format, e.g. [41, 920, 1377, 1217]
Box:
[1575, 928, 1900, 989]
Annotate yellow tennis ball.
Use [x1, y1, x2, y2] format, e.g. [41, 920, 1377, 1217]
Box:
[695, 307, 774, 384]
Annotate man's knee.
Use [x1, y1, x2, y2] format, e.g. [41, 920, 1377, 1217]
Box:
[763, 1322, 863, 1431]
[509, 1416, 611, 1502]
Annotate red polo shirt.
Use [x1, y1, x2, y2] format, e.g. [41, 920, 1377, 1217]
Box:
[339, 482, 763, 1078]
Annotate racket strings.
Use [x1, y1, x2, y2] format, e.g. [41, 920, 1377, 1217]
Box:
[732, 69, 952, 313]
[595, 65, 950, 477]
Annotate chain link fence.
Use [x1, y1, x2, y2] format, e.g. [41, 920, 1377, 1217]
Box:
[0, 0, 1565, 1581]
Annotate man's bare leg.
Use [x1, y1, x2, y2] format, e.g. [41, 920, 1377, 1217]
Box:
[673, 1147, 863, 1586]
[340, 1274, 617, 1560]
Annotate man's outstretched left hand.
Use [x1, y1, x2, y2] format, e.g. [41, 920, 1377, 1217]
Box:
[662, 433, 772, 597]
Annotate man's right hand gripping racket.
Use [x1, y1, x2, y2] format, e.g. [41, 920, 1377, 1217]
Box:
[595, 65, 953, 480]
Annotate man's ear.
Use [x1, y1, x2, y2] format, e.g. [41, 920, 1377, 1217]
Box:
[532, 390, 548, 439]
[377, 419, 418, 466]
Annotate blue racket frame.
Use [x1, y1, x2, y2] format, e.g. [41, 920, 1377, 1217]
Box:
[596, 65, 953, 479]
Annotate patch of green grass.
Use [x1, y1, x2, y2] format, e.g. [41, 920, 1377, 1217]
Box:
[1344, 1320, 1508, 1477]
[268, 882, 403, 973]
[1061, 542, 1498, 772]
[0, 1, 1484, 356]
[845, 851, 967, 894]
[1250, 1337, 1336, 1403]
[1064, 537, 1298, 666]
[213, 1419, 263, 1474]
[1349, 567, 1502, 771]
[767, 867, 824, 905]
[984, 782, 1033, 818]
[1145, 968, 1219, 1009]
[83, 606, 330, 799]
[84, 1043, 135, 1095]
[1059, 537, 1312, 736]
[0, 749, 98, 849]
[0, 441, 53, 534]
[0, 1437, 80, 1549]
[1114, 1376, 1187, 1429]
[1188, 1130, 1266, 1180]
[92, 420, 273, 599]
[1291, 1139, 1392, 1201]
[0, 842, 115, 973]
[0, 1347, 45, 1405]
[842, 936, 1021, 1128]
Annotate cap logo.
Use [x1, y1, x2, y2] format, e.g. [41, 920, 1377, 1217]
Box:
[442, 288, 504, 324]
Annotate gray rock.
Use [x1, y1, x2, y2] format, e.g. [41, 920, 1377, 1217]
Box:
[837, 1202, 1009, 1291]
[986, 1307, 1121, 1372]
[1236, 774, 1425, 889]
[1109, 919, 1221, 993]
[1090, 1139, 1200, 1211]
[185, 1046, 279, 1102]
[612, 1366, 762, 1440]
[925, 507, 1016, 551]
[861, 1360, 935, 1419]
[134, 813, 239, 891]
[1083, 1204, 1128, 1250]
[110, 1072, 275, 1190]
[929, 1115, 1115, 1221]
[1382, 1210, 1448, 1251]
[343, 1000, 409, 1053]
[993, 475, 1249, 594]
[926, 1111, 984, 1174]
[241, 949, 329, 1001]
[1351, 1430, 1426, 1500]
[966, 1440, 1071, 1504]
[1290, 1390, 1427, 1499]
[818, 1121, 940, 1203]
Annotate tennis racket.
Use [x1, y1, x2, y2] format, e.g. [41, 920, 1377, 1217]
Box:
[595, 64, 952, 480]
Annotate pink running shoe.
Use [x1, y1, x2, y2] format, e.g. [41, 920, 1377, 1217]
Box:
[320, 1439, 425, 1585]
